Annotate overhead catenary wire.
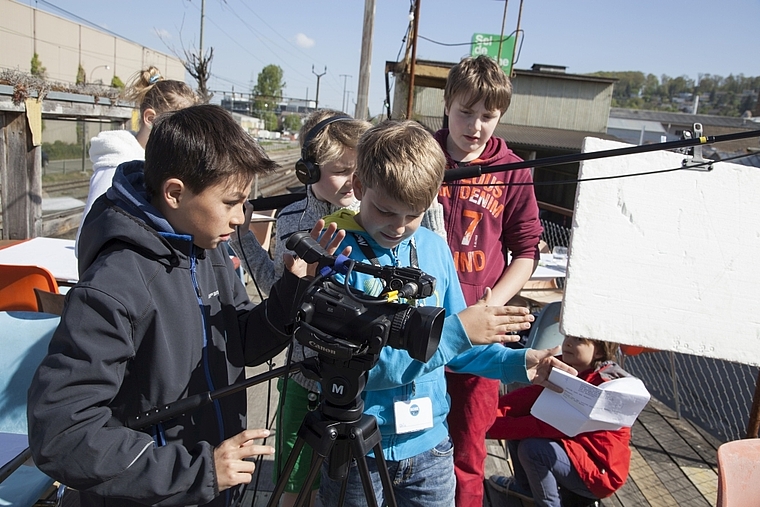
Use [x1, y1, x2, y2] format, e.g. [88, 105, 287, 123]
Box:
[442, 129, 760, 183]
[247, 130, 760, 212]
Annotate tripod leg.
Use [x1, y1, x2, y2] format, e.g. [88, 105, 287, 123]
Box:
[370, 442, 398, 507]
[267, 435, 308, 507]
[351, 451, 381, 507]
[293, 450, 326, 507]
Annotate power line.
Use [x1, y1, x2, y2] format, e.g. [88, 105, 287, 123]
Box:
[442, 130, 760, 186]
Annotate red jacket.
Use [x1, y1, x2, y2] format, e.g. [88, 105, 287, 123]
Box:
[434, 130, 542, 306]
[487, 362, 632, 499]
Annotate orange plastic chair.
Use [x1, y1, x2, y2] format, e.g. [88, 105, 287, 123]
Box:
[717, 438, 760, 507]
[0, 264, 59, 312]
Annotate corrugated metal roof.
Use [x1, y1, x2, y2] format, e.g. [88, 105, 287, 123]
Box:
[417, 115, 619, 152]
[610, 107, 760, 129]
[607, 118, 668, 132]
[408, 59, 617, 85]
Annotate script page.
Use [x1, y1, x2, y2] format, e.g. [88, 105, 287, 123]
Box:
[530, 368, 650, 437]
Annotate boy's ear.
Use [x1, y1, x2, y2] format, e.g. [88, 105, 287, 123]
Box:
[142, 107, 157, 129]
[352, 173, 364, 200]
[161, 178, 186, 210]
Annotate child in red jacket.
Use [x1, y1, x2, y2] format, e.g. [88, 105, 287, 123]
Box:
[488, 336, 632, 507]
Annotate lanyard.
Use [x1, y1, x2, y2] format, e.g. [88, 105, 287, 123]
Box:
[351, 233, 419, 269]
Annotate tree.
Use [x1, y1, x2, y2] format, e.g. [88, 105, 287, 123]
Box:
[253, 65, 285, 116]
[282, 114, 302, 133]
[30, 53, 47, 78]
[184, 47, 213, 103]
[261, 111, 278, 131]
[76, 64, 86, 85]
[111, 76, 125, 89]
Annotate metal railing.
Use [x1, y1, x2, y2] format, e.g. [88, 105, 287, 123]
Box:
[624, 351, 757, 442]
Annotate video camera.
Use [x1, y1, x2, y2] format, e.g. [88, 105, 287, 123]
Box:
[285, 232, 445, 405]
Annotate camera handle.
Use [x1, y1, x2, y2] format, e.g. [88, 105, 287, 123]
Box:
[126, 363, 301, 430]
[266, 397, 398, 507]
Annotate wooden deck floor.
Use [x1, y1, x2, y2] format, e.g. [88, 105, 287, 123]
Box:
[243, 358, 722, 507]
[483, 397, 721, 507]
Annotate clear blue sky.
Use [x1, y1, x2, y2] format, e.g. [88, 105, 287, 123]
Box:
[30, 0, 760, 117]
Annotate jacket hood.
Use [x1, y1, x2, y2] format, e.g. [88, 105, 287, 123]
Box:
[78, 160, 197, 275]
[433, 128, 515, 167]
[89, 130, 144, 172]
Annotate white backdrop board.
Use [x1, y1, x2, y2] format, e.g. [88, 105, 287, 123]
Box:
[561, 137, 760, 366]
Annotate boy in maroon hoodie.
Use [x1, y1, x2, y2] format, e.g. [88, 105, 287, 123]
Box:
[434, 55, 543, 507]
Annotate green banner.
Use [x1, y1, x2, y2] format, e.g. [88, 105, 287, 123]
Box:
[470, 33, 515, 74]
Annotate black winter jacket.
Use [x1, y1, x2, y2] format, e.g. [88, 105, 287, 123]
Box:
[28, 161, 299, 507]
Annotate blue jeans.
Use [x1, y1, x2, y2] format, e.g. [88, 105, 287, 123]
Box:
[317, 436, 455, 507]
[509, 439, 597, 507]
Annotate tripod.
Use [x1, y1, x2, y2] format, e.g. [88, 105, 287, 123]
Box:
[265, 357, 398, 507]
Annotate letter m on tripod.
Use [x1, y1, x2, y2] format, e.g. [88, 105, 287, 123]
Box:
[332, 383, 344, 395]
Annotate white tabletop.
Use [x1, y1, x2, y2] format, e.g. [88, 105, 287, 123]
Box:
[0, 237, 78, 283]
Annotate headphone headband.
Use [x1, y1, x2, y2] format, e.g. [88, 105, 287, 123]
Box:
[295, 114, 353, 185]
[300, 115, 352, 160]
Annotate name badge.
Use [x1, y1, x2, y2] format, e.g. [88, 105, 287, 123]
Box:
[393, 397, 434, 434]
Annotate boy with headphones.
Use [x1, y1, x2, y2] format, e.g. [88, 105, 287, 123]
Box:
[230, 109, 371, 506]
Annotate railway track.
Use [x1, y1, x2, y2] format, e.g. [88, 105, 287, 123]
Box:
[40, 145, 302, 238]
[42, 146, 302, 201]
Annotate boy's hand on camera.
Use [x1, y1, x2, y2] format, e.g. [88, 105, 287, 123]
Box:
[459, 288, 534, 345]
[213, 429, 274, 491]
[283, 220, 352, 278]
[311, 219, 351, 257]
[526, 347, 578, 392]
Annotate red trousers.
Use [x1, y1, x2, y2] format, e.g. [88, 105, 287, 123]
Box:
[446, 371, 501, 507]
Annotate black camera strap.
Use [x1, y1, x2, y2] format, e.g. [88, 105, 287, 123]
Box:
[351, 233, 419, 269]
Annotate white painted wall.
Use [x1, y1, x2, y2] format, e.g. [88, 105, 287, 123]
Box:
[562, 137, 760, 366]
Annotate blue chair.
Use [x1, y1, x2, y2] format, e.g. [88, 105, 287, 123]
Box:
[524, 301, 564, 351]
[0, 311, 60, 507]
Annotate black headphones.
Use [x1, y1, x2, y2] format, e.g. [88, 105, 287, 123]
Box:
[294, 115, 352, 185]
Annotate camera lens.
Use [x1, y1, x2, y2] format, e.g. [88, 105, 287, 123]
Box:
[388, 306, 445, 362]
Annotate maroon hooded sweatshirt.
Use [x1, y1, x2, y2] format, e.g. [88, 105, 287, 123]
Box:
[434, 129, 542, 306]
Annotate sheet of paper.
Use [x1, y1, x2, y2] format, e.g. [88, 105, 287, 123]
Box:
[530, 367, 650, 437]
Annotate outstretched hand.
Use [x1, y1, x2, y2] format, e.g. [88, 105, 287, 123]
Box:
[525, 346, 578, 392]
[283, 219, 352, 278]
[457, 288, 535, 345]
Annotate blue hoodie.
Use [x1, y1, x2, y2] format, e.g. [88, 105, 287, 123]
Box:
[322, 209, 529, 461]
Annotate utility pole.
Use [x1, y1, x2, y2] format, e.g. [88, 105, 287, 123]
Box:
[355, 0, 375, 120]
[405, 0, 420, 120]
[340, 74, 352, 113]
[312, 65, 327, 110]
[510, 0, 524, 78]
[497, 0, 508, 64]
[199, 0, 205, 57]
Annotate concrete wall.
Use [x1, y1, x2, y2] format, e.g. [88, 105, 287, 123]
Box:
[0, 0, 185, 85]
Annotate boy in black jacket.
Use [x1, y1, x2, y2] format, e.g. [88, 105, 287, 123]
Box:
[28, 105, 305, 507]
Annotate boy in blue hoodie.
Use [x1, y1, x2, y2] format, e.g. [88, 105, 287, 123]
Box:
[315, 120, 571, 506]
[28, 105, 309, 507]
